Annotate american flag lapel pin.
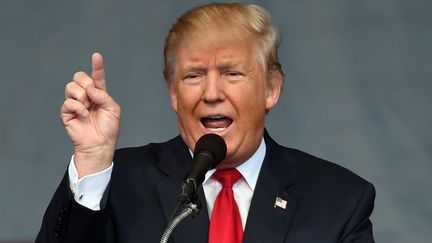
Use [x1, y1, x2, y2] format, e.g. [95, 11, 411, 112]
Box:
[274, 197, 287, 209]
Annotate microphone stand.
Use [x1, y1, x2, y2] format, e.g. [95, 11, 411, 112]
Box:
[159, 202, 200, 243]
[159, 178, 201, 243]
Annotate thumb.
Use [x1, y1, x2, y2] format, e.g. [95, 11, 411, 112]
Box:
[86, 87, 117, 111]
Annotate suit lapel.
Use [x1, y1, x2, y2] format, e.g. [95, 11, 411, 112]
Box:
[154, 133, 298, 243]
[243, 134, 299, 243]
[155, 136, 210, 243]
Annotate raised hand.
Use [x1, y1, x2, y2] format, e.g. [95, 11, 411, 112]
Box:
[60, 53, 121, 178]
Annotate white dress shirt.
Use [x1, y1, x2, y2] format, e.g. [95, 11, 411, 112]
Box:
[68, 138, 266, 227]
[202, 138, 265, 229]
[68, 155, 113, 210]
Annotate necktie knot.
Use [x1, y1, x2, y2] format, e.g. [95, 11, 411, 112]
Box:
[212, 169, 242, 188]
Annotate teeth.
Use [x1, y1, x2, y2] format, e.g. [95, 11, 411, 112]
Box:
[208, 115, 224, 119]
[207, 127, 226, 132]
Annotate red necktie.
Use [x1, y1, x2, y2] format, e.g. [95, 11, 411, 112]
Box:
[209, 169, 243, 243]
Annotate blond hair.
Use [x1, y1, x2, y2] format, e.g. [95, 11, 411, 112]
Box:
[163, 3, 283, 83]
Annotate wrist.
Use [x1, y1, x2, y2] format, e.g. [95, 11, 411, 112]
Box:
[74, 145, 115, 178]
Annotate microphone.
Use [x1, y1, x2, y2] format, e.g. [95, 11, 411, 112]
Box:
[178, 133, 227, 204]
[161, 134, 227, 243]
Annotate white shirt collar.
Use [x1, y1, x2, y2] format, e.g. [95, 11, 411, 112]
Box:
[203, 138, 266, 191]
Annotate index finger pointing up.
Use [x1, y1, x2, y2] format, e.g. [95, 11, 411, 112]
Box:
[91, 52, 107, 91]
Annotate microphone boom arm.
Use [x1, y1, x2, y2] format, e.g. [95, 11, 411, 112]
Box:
[160, 202, 200, 243]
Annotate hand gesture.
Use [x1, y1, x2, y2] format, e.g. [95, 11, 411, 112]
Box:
[60, 53, 121, 177]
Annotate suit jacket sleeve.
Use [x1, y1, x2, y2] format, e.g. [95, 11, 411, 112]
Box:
[339, 182, 376, 243]
[35, 171, 112, 243]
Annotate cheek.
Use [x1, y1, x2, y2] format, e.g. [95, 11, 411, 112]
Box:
[232, 87, 267, 127]
[176, 86, 202, 114]
[238, 85, 267, 110]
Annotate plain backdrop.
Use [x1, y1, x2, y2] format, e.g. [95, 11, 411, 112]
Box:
[0, 0, 431, 242]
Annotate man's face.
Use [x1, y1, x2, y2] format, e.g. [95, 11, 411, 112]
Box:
[169, 32, 281, 168]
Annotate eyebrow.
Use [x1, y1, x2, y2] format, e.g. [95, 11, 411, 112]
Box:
[181, 65, 207, 73]
[181, 60, 243, 72]
[217, 60, 242, 70]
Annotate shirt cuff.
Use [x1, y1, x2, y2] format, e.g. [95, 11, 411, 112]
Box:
[68, 155, 113, 210]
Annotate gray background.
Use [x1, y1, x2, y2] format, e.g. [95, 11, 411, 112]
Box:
[0, 0, 430, 242]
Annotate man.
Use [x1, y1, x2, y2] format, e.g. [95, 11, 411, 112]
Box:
[37, 3, 375, 243]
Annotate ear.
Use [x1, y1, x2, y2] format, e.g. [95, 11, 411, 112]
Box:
[168, 81, 178, 113]
[265, 71, 283, 111]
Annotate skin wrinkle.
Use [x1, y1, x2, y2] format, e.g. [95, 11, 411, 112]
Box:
[171, 36, 269, 85]
[169, 32, 281, 169]
[163, 3, 283, 87]
[179, 60, 256, 85]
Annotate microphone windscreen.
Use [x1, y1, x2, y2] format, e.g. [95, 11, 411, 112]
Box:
[193, 133, 227, 167]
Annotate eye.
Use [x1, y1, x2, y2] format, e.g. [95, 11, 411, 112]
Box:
[225, 71, 242, 77]
[183, 73, 203, 84]
[224, 71, 244, 82]
[185, 74, 200, 79]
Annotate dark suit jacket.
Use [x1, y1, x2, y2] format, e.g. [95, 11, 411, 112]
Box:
[36, 132, 375, 243]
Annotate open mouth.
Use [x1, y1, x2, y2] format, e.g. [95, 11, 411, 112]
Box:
[201, 115, 233, 133]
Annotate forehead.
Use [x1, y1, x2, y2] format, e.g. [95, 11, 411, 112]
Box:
[175, 30, 260, 67]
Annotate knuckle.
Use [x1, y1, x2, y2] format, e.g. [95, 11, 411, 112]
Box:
[73, 71, 85, 80]
[74, 88, 86, 100]
[65, 98, 79, 108]
[59, 114, 65, 122]
[73, 72, 93, 87]
[65, 82, 76, 94]
[65, 81, 74, 89]
[63, 98, 73, 107]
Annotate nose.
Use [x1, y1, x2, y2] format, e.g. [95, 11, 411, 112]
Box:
[202, 72, 225, 103]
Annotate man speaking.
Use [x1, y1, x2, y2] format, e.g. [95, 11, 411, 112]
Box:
[36, 3, 375, 243]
